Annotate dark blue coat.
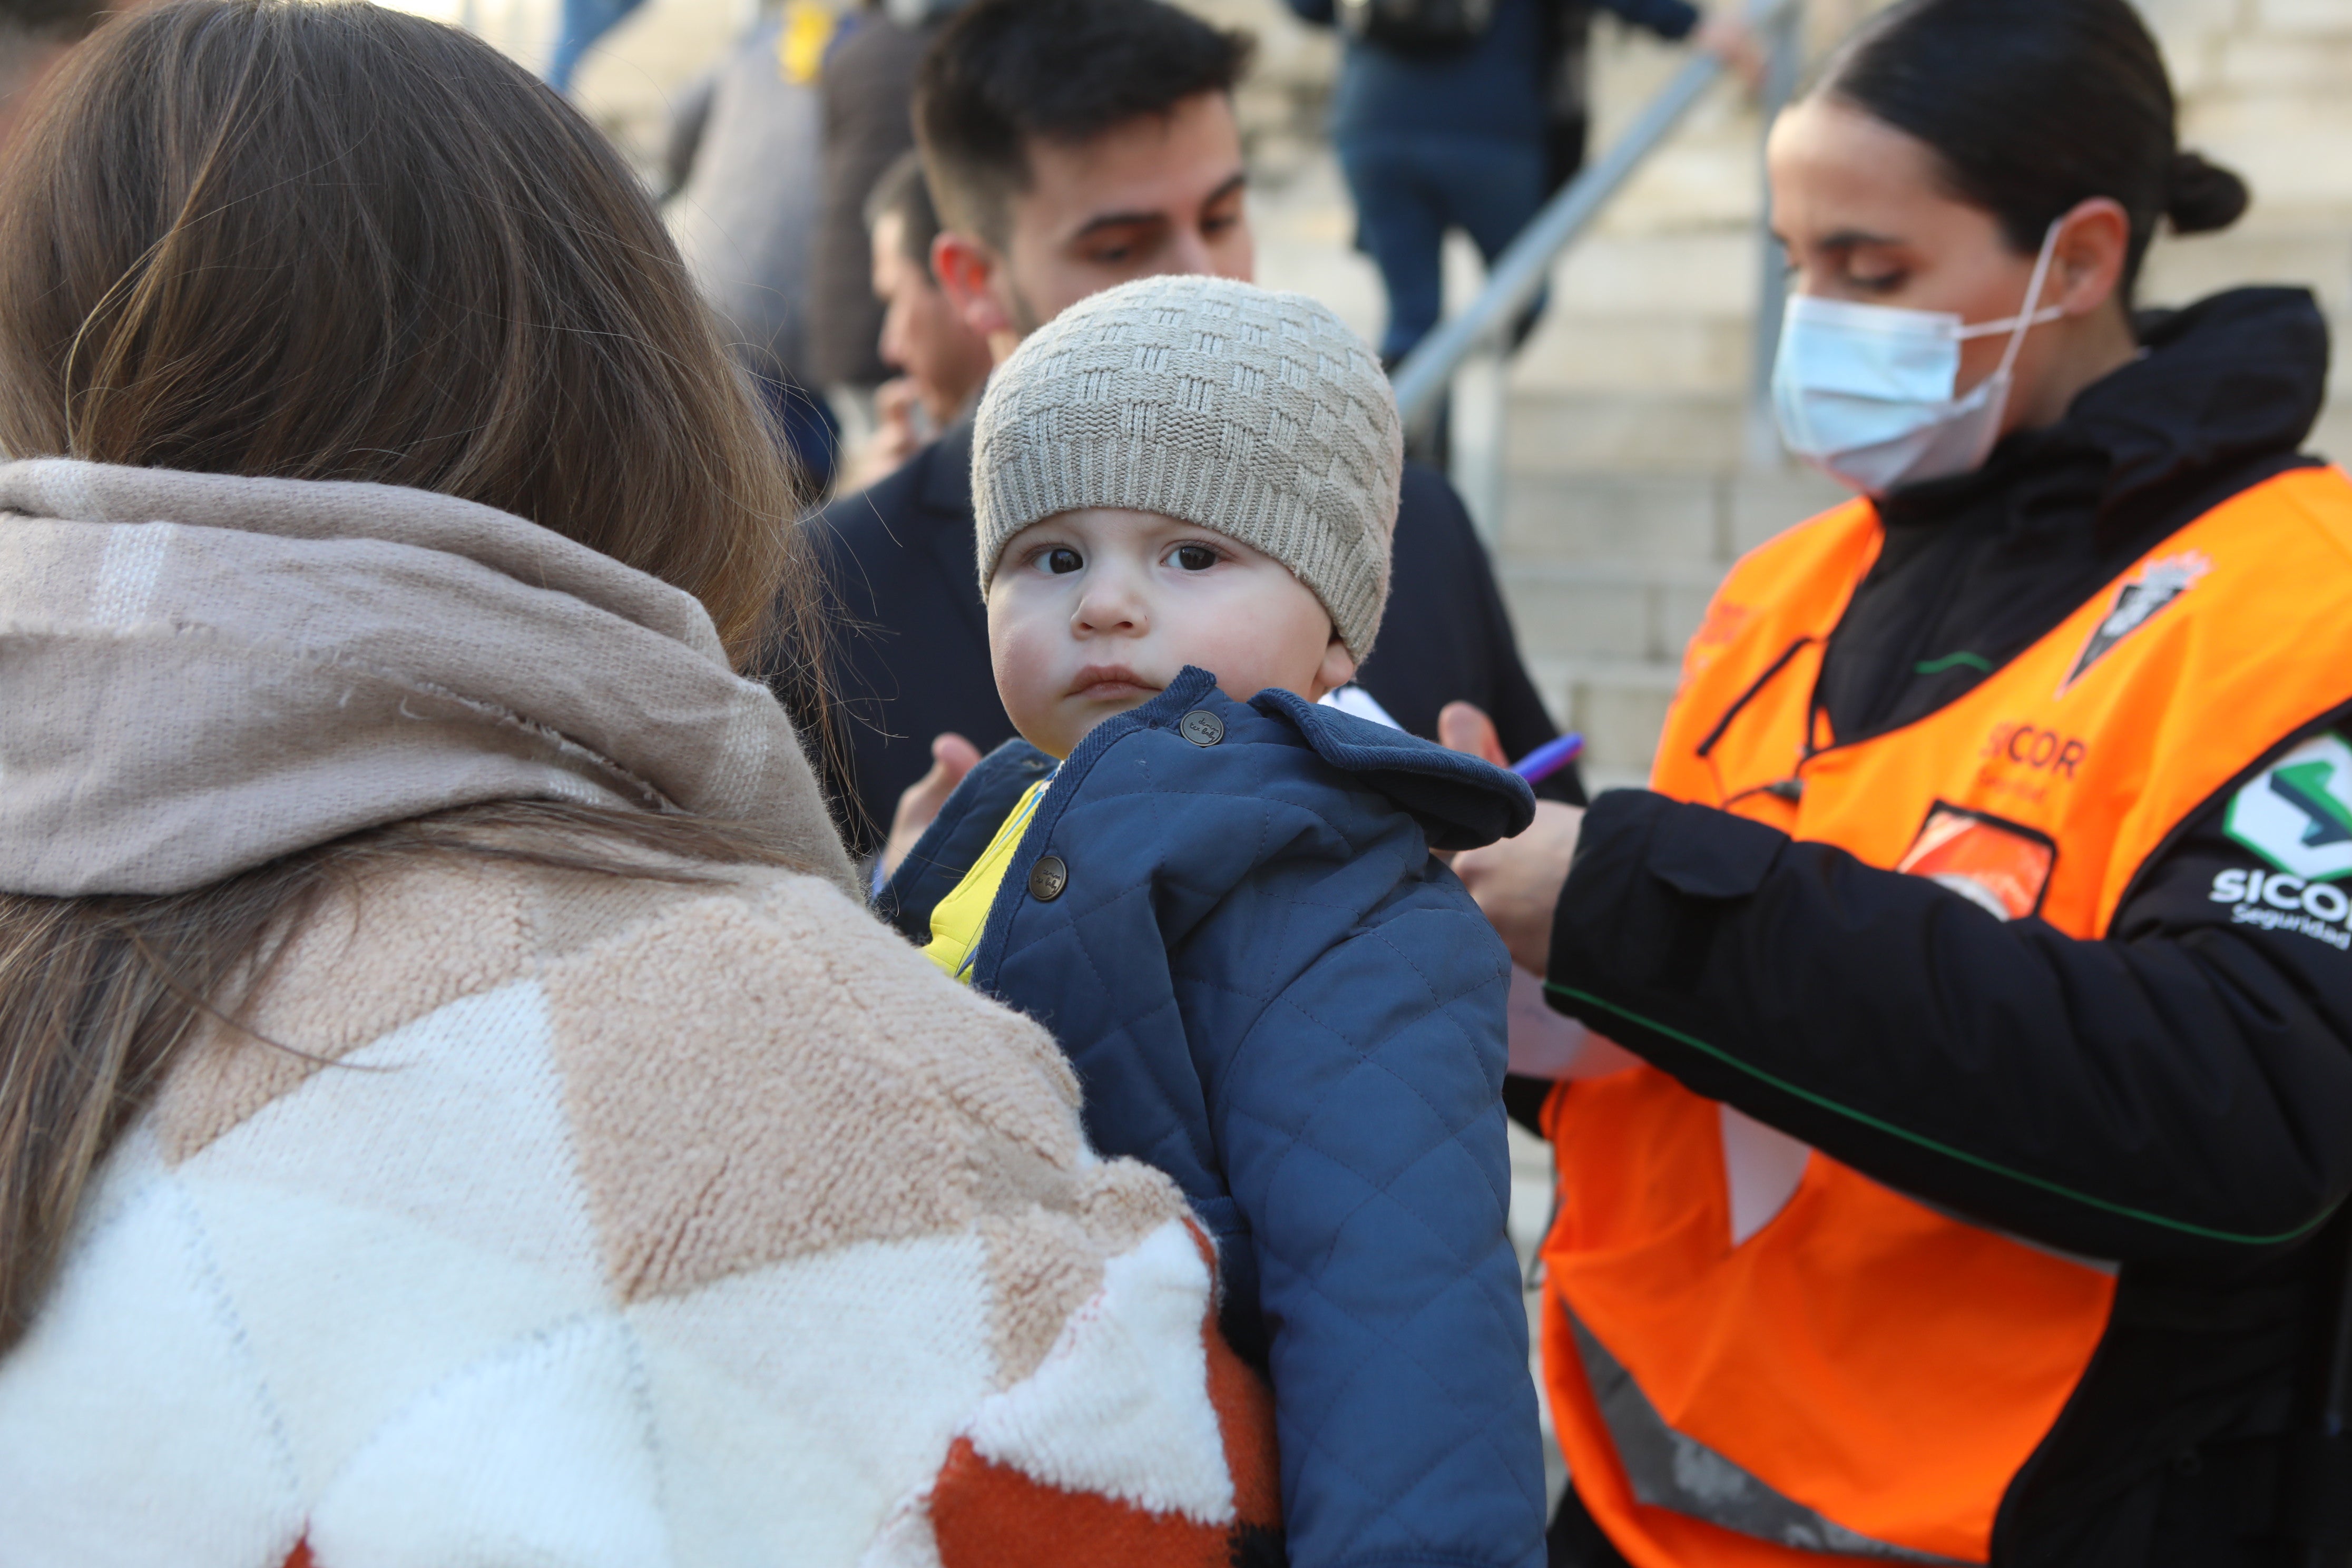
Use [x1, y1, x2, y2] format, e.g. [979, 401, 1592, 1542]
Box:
[883, 669, 1546, 1568]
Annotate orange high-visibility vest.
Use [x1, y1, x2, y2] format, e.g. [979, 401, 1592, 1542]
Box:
[1540, 465, 2352, 1566]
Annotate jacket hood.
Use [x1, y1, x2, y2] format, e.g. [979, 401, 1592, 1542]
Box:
[2081, 285, 2330, 509]
[1241, 679, 1535, 849]
[0, 460, 857, 898]
[885, 665, 1532, 936]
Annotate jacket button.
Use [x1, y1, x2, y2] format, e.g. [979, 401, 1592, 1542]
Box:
[1027, 855, 1067, 901]
[1180, 709, 1224, 747]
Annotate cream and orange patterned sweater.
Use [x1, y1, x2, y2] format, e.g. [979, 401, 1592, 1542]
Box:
[0, 460, 1279, 1566]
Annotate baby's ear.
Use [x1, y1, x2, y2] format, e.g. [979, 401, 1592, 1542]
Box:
[1312, 635, 1358, 701]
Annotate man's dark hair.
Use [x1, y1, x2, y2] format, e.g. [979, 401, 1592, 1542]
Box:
[913, 0, 1251, 246]
[861, 149, 943, 275]
[1, 0, 105, 39]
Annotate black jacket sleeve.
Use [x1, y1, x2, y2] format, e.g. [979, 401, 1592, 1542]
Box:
[1545, 759, 2352, 1267]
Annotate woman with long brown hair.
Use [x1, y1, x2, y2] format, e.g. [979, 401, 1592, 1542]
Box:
[0, 4, 1278, 1560]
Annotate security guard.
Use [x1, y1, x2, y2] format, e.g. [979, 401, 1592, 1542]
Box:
[1448, 1, 2352, 1562]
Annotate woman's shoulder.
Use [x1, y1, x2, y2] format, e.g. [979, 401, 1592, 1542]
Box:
[155, 852, 1093, 1182]
[4, 851, 1279, 1564]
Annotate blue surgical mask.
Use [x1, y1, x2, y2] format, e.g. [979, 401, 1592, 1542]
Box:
[1771, 220, 2066, 496]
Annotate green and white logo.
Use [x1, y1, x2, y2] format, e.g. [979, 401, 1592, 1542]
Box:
[2226, 733, 2352, 881]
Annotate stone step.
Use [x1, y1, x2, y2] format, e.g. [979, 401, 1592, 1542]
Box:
[2255, 0, 2352, 34]
[1520, 231, 1760, 325]
[2183, 98, 2352, 214]
[1503, 390, 1745, 476]
[1509, 315, 1755, 396]
[1498, 559, 1727, 667]
[2141, 231, 2352, 319]
[2211, 32, 2352, 96]
[1496, 469, 1849, 566]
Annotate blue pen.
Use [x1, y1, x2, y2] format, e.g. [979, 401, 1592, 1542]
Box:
[1510, 733, 1584, 786]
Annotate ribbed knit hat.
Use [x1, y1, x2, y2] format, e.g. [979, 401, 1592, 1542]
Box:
[972, 275, 1403, 662]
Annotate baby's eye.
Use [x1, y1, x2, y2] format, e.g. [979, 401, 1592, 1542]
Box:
[1171, 543, 1219, 572]
[1043, 546, 1084, 575]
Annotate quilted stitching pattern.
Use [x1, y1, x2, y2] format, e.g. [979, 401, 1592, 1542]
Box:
[905, 675, 1546, 1568]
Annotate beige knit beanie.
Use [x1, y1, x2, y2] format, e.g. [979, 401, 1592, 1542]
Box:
[972, 275, 1403, 662]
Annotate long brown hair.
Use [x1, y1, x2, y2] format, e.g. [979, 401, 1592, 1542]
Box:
[0, 0, 835, 1348]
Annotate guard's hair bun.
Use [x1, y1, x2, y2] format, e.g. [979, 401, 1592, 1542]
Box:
[2167, 149, 2250, 234]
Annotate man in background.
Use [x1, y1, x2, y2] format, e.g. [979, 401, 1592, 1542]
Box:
[836, 150, 992, 492]
[1286, 0, 1756, 366]
[794, 0, 1575, 856]
[663, 4, 839, 491]
[0, 0, 101, 152]
[804, 0, 965, 440]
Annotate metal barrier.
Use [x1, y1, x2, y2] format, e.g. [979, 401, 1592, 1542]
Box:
[1386, 0, 1805, 540]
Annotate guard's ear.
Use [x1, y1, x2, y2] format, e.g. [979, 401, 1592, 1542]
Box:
[2051, 196, 2131, 318]
[931, 230, 1020, 354]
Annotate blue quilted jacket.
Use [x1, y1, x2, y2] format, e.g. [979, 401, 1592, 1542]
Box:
[883, 669, 1546, 1568]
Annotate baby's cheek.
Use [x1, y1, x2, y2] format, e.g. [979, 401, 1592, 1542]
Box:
[989, 615, 1064, 737]
[991, 625, 1040, 705]
[1193, 585, 1332, 699]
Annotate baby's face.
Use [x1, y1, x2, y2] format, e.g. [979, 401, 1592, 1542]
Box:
[986, 507, 1356, 759]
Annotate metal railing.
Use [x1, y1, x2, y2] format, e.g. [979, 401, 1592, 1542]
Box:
[1387, 0, 1805, 539]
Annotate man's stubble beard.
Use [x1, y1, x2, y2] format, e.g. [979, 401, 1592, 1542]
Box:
[1002, 271, 1047, 340]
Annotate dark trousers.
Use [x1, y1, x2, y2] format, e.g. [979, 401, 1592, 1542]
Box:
[1337, 131, 1546, 364]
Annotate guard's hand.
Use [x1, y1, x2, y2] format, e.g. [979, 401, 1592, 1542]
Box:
[880, 732, 981, 878]
[1453, 800, 1583, 975]
[1694, 12, 1766, 89]
[1438, 700, 1510, 767]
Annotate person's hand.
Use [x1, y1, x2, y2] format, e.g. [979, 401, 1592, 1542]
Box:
[1436, 701, 1582, 971]
[837, 378, 929, 494]
[879, 732, 981, 878]
[1453, 801, 1583, 975]
[1439, 699, 1510, 767]
[1693, 12, 1766, 90]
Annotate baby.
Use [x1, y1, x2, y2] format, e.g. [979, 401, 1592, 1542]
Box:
[881, 276, 1545, 1568]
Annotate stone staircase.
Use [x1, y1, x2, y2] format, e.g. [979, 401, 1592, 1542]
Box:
[1475, 0, 2352, 789]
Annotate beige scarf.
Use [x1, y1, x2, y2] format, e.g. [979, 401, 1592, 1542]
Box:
[0, 459, 855, 897]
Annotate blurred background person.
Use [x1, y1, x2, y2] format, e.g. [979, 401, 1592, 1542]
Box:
[544, 0, 638, 91]
[796, 0, 1577, 862]
[663, 0, 840, 489]
[804, 0, 966, 451]
[0, 0, 101, 152]
[835, 149, 991, 492]
[1286, 0, 1758, 369]
[1538, 0, 1755, 200]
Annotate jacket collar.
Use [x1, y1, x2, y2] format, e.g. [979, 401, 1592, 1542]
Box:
[1062, 668, 1534, 851]
[1878, 286, 2329, 545]
[881, 666, 1533, 938]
